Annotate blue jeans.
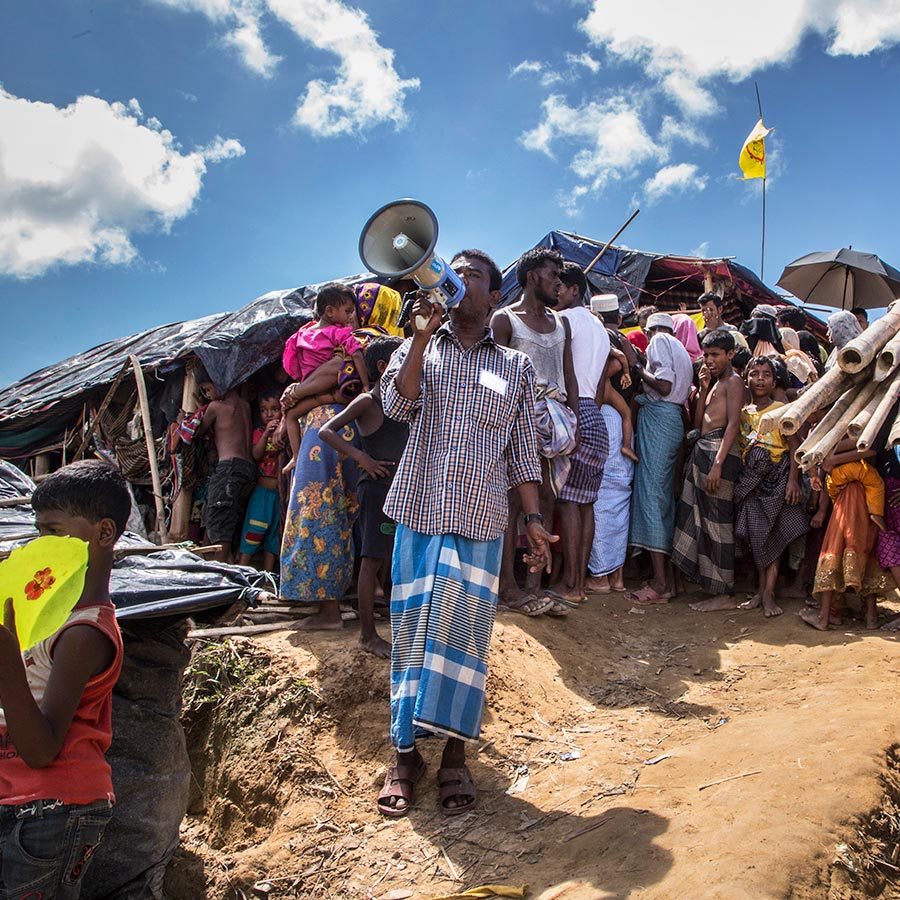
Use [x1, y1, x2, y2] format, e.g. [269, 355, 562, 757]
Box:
[0, 799, 112, 900]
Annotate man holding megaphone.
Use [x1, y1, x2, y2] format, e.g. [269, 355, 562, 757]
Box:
[375, 249, 557, 817]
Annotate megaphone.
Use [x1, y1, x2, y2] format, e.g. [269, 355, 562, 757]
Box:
[359, 200, 465, 331]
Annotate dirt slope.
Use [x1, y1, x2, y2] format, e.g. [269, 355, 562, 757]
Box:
[167, 590, 900, 900]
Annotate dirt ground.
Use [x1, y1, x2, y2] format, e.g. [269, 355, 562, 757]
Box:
[166, 585, 900, 900]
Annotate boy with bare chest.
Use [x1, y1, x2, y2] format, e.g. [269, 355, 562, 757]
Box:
[672, 330, 744, 610]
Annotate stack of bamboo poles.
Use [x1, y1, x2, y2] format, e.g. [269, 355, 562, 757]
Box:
[758, 303, 900, 470]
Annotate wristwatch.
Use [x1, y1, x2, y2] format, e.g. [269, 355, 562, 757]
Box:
[524, 513, 544, 526]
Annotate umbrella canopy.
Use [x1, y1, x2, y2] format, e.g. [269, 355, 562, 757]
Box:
[776, 248, 900, 310]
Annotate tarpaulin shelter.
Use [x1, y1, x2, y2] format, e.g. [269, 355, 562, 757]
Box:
[499, 231, 822, 332]
[0, 277, 365, 462]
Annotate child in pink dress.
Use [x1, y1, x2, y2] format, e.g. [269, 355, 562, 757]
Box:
[281, 284, 369, 473]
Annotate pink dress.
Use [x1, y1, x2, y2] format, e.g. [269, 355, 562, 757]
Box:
[282, 323, 363, 381]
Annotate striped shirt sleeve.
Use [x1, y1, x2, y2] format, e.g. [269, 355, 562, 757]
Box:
[505, 357, 542, 488]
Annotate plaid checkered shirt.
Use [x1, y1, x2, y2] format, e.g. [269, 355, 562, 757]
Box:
[382, 323, 542, 542]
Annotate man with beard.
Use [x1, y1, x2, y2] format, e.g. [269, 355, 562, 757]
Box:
[491, 248, 579, 617]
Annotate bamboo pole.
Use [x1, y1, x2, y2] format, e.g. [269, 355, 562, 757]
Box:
[800, 378, 881, 470]
[794, 387, 858, 464]
[777, 364, 866, 436]
[876, 331, 900, 382]
[890, 405, 900, 447]
[129, 355, 169, 545]
[837, 307, 900, 373]
[168, 363, 198, 542]
[858, 368, 900, 451]
[849, 371, 898, 439]
[73, 358, 131, 462]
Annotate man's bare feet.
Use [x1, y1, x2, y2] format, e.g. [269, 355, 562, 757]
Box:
[359, 634, 391, 658]
[585, 574, 611, 593]
[292, 612, 343, 632]
[882, 615, 900, 632]
[799, 608, 829, 631]
[690, 594, 739, 612]
[871, 513, 887, 532]
[621, 446, 639, 463]
[762, 593, 783, 617]
[740, 593, 761, 610]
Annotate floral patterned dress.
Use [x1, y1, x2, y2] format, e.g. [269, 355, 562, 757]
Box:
[279, 404, 359, 603]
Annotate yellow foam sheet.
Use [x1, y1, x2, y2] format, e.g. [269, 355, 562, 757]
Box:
[0, 535, 89, 651]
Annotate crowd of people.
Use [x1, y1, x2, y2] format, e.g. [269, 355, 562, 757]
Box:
[173, 247, 900, 819]
[8, 247, 900, 896]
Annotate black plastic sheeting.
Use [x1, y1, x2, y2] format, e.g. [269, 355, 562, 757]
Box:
[0, 462, 268, 621]
[499, 231, 653, 318]
[0, 273, 367, 454]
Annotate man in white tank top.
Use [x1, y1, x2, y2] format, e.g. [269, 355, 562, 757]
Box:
[490, 247, 579, 617]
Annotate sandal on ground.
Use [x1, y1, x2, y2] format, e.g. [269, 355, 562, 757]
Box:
[376, 757, 426, 818]
[500, 594, 553, 617]
[627, 584, 670, 606]
[544, 589, 586, 608]
[437, 765, 477, 816]
[543, 597, 570, 617]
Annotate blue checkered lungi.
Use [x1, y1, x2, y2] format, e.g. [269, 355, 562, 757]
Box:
[389, 525, 502, 751]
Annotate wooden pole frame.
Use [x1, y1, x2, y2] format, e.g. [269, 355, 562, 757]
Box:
[129, 355, 169, 544]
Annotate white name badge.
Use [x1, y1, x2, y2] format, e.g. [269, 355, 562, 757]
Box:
[479, 369, 508, 396]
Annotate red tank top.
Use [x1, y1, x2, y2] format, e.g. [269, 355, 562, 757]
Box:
[0, 603, 123, 805]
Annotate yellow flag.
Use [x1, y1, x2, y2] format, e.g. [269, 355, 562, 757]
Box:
[739, 119, 772, 180]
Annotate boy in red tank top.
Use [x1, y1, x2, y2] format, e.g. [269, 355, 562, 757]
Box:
[0, 460, 127, 899]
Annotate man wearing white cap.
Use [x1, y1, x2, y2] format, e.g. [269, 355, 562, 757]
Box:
[628, 312, 694, 604]
[549, 263, 611, 604]
[586, 293, 638, 593]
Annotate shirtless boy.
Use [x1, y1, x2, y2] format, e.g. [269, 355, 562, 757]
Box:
[672, 330, 744, 611]
[195, 373, 254, 562]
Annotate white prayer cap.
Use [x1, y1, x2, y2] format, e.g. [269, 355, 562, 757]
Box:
[646, 312, 675, 332]
[590, 293, 620, 314]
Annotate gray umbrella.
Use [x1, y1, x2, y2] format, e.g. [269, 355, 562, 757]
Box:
[776, 248, 900, 310]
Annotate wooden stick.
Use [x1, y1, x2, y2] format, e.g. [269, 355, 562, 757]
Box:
[130, 355, 169, 545]
[73, 358, 132, 462]
[187, 622, 290, 639]
[0, 495, 31, 508]
[800, 378, 881, 471]
[876, 331, 900, 382]
[849, 375, 895, 438]
[169, 362, 198, 541]
[857, 368, 900, 450]
[838, 307, 900, 373]
[779, 365, 868, 436]
[698, 770, 762, 791]
[583, 209, 639, 276]
[795, 387, 857, 464]
[889, 403, 900, 448]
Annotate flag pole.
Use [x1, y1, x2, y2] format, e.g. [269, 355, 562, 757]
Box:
[755, 82, 766, 281]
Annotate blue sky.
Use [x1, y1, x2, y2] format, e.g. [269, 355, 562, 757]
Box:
[2, 1, 900, 387]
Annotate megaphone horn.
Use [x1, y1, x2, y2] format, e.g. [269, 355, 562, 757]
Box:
[359, 200, 465, 330]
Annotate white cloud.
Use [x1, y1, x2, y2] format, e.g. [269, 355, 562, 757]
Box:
[154, 0, 281, 76]
[580, 1, 900, 103]
[690, 240, 711, 258]
[565, 51, 601, 73]
[152, 0, 419, 136]
[511, 60, 544, 77]
[642, 163, 707, 204]
[522, 94, 664, 190]
[0, 88, 244, 279]
[658, 114, 709, 148]
[828, 1, 900, 54]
